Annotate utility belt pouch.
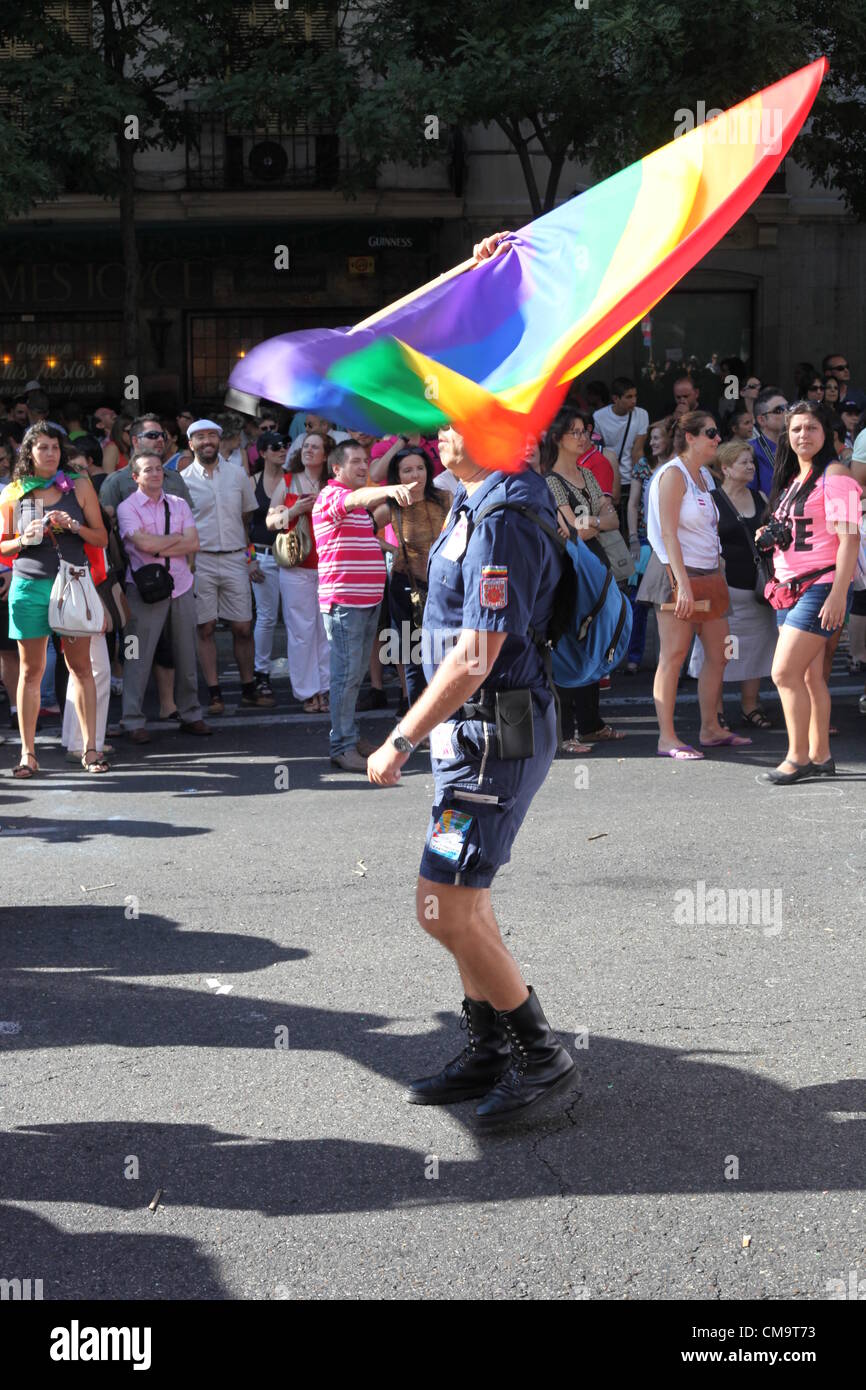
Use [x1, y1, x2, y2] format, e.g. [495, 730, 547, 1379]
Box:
[494, 687, 535, 760]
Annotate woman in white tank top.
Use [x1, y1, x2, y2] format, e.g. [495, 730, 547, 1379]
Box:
[642, 411, 752, 760]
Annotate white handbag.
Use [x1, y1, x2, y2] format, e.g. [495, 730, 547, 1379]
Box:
[49, 557, 104, 637]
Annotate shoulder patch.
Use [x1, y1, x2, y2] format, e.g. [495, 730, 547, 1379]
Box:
[479, 566, 508, 609]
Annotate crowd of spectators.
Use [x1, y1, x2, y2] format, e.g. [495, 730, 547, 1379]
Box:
[1, 347, 865, 780]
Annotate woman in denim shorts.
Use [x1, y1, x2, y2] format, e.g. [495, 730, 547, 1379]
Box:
[761, 401, 861, 784]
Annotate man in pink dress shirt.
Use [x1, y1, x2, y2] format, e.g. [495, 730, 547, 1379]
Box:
[117, 451, 211, 743]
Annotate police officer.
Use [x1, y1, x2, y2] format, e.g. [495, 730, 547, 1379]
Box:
[367, 269, 577, 1123]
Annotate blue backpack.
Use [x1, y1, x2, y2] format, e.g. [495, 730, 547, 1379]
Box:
[473, 501, 633, 687]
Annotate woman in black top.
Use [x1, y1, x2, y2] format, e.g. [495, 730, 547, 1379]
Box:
[688, 441, 778, 727]
[248, 431, 291, 701]
[0, 424, 108, 776]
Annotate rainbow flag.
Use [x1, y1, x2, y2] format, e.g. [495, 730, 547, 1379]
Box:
[228, 58, 827, 472]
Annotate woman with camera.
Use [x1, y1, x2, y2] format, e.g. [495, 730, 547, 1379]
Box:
[638, 410, 750, 760]
[760, 401, 862, 783]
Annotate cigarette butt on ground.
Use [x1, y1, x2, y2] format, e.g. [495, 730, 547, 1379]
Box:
[149, 1188, 163, 1212]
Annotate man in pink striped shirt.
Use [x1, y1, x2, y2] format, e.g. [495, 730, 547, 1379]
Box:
[313, 440, 417, 770]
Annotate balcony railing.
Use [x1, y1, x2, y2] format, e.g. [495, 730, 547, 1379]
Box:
[184, 106, 365, 191]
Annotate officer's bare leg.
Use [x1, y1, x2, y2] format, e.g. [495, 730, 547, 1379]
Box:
[416, 876, 529, 1012]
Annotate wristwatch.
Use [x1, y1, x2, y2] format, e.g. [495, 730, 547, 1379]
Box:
[389, 723, 414, 754]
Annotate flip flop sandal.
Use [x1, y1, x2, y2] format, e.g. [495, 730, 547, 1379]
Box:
[559, 739, 593, 754]
[657, 745, 704, 760]
[699, 733, 752, 748]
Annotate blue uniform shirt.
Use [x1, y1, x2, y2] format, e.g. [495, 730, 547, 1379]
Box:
[422, 467, 563, 692]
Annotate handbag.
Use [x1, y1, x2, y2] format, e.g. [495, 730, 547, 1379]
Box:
[597, 525, 635, 583]
[664, 565, 730, 620]
[274, 508, 312, 568]
[49, 554, 105, 637]
[132, 499, 175, 604]
[393, 507, 427, 629]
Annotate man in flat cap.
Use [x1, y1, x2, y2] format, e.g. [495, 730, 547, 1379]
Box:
[183, 419, 273, 714]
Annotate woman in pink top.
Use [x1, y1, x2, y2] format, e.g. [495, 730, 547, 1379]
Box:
[760, 400, 862, 783]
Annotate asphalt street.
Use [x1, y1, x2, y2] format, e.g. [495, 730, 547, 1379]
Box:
[1, 654, 865, 1302]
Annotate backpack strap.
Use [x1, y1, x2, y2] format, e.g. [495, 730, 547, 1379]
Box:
[470, 499, 567, 734]
[472, 500, 566, 551]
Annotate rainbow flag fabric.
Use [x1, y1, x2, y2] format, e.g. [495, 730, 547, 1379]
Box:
[228, 59, 826, 473]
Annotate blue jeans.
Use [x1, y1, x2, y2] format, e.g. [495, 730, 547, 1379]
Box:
[388, 568, 428, 707]
[322, 602, 380, 756]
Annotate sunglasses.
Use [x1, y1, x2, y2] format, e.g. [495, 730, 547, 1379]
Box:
[745, 381, 761, 390]
[138, 430, 165, 440]
[809, 384, 824, 392]
[700, 426, 720, 439]
[266, 442, 287, 450]
[764, 405, 788, 415]
[829, 363, 848, 371]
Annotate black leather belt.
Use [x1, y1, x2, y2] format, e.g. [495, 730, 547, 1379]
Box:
[253, 544, 273, 554]
[201, 548, 245, 554]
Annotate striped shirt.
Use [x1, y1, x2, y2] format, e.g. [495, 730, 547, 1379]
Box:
[312, 479, 386, 609]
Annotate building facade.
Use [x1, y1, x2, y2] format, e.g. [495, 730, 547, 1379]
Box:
[1, 4, 863, 416]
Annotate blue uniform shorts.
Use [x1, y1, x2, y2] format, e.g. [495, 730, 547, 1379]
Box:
[775, 582, 852, 638]
[419, 693, 557, 889]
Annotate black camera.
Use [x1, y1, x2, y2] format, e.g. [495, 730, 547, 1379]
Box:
[755, 516, 793, 555]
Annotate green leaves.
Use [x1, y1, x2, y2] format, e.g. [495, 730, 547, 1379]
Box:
[0, 0, 864, 221]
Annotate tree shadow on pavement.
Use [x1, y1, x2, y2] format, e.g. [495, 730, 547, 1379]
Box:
[0, 1203, 225, 1300]
[3, 907, 864, 1298]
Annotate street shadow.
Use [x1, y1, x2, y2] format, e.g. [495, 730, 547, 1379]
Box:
[3, 909, 865, 1297]
[0, 1203, 226, 1300]
[0, 817, 209, 844]
[0, 907, 308, 978]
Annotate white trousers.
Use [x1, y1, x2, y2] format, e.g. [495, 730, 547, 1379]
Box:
[279, 567, 329, 700]
[62, 632, 111, 753]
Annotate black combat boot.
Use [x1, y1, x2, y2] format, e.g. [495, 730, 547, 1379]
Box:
[475, 987, 577, 1127]
[405, 997, 511, 1105]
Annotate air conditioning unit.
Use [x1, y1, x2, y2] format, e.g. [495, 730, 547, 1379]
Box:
[225, 130, 339, 188]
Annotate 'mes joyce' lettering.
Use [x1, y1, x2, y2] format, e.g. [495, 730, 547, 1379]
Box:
[793, 516, 814, 551]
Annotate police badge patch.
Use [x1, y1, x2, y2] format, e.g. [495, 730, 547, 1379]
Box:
[479, 566, 508, 609]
